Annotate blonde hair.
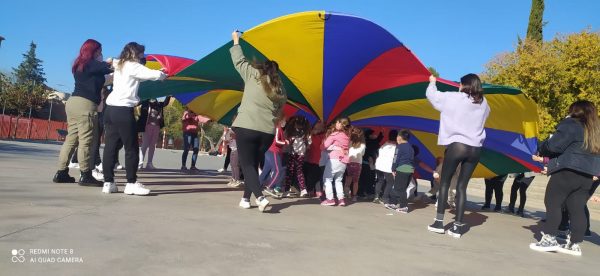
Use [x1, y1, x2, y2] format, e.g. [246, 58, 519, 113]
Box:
[117, 42, 145, 70]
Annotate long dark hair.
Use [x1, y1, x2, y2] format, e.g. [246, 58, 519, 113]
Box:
[460, 73, 484, 104]
[117, 42, 145, 70]
[568, 100, 600, 154]
[285, 115, 310, 141]
[72, 39, 101, 73]
[254, 60, 286, 103]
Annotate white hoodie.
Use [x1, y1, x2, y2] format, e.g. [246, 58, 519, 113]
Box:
[106, 59, 167, 107]
[374, 142, 397, 173]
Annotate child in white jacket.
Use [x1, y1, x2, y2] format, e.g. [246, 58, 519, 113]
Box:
[373, 130, 398, 204]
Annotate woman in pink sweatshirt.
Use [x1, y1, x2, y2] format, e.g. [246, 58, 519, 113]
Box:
[321, 117, 351, 206]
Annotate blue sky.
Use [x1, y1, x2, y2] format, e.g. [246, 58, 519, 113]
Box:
[0, 0, 598, 93]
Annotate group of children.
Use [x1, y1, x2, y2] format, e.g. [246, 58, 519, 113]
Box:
[219, 114, 431, 213]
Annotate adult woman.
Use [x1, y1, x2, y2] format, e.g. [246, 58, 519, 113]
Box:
[425, 74, 490, 238]
[101, 42, 167, 195]
[53, 39, 112, 186]
[530, 100, 600, 256]
[230, 31, 286, 212]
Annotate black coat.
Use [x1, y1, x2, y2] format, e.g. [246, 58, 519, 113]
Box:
[538, 117, 600, 176]
[136, 96, 172, 132]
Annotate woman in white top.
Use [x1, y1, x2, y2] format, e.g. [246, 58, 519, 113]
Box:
[426, 74, 490, 238]
[345, 126, 366, 202]
[101, 42, 167, 195]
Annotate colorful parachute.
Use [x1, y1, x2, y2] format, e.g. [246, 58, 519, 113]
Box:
[139, 11, 542, 178]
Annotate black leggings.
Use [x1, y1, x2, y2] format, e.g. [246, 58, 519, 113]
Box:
[358, 164, 375, 196]
[390, 172, 412, 208]
[436, 142, 481, 223]
[303, 162, 321, 193]
[233, 127, 274, 200]
[102, 106, 139, 183]
[544, 169, 593, 243]
[223, 146, 232, 170]
[508, 173, 535, 211]
[484, 174, 508, 207]
[560, 179, 600, 236]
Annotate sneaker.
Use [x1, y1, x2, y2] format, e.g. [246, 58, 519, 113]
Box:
[92, 169, 104, 181]
[189, 166, 199, 173]
[256, 196, 270, 212]
[78, 171, 103, 187]
[102, 182, 118, 194]
[239, 198, 251, 209]
[516, 209, 525, 218]
[138, 163, 143, 169]
[300, 189, 309, 198]
[124, 182, 150, 196]
[481, 205, 491, 211]
[321, 199, 336, 206]
[338, 198, 346, 206]
[504, 207, 515, 214]
[584, 230, 592, 238]
[396, 207, 409, 214]
[447, 222, 467, 238]
[558, 242, 582, 256]
[145, 163, 156, 170]
[384, 203, 400, 210]
[115, 163, 124, 170]
[53, 169, 76, 183]
[372, 197, 380, 204]
[428, 219, 445, 234]
[68, 162, 79, 169]
[180, 166, 188, 172]
[264, 188, 279, 198]
[351, 196, 358, 202]
[217, 168, 225, 173]
[494, 206, 502, 212]
[96, 163, 103, 173]
[529, 232, 560, 252]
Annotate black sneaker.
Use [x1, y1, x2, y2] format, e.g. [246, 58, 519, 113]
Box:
[447, 222, 467, 238]
[53, 169, 76, 183]
[584, 230, 592, 238]
[481, 205, 491, 211]
[504, 207, 515, 214]
[78, 171, 103, 187]
[428, 219, 445, 234]
[494, 206, 502, 213]
[516, 209, 525, 217]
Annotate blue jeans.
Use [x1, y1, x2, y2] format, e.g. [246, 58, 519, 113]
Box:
[182, 132, 199, 167]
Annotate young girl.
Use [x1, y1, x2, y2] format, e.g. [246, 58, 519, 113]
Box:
[224, 126, 242, 188]
[426, 74, 490, 238]
[373, 130, 398, 204]
[345, 126, 365, 202]
[181, 108, 201, 172]
[387, 129, 414, 213]
[304, 121, 326, 197]
[102, 42, 167, 195]
[321, 117, 351, 206]
[284, 116, 311, 197]
[260, 118, 288, 198]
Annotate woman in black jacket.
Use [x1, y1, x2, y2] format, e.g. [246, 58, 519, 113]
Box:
[529, 100, 600, 256]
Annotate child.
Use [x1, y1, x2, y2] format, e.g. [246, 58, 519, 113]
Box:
[321, 117, 351, 206]
[428, 156, 461, 208]
[181, 108, 201, 173]
[345, 126, 365, 202]
[284, 116, 311, 197]
[304, 121, 326, 197]
[260, 118, 288, 198]
[387, 129, 414, 213]
[224, 127, 242, 188]
[359, 129, 383, 198]
[373, 130, 398, 204]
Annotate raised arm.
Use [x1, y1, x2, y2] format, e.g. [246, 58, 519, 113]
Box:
[425, 75, 445, 111]
[229, 31, 257, 82]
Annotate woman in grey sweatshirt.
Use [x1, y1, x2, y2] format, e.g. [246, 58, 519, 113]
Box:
[426, 74, 490, 238]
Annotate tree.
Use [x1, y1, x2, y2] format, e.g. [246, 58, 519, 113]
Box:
[526, 0, 545, 43]
[163, 99, 185, 140]
[13, 41, 46, 85]
[427, 67, 440, 77]
[482, 30, 600, 139]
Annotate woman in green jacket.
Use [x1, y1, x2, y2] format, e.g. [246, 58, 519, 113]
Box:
[230, 31, 286, 212]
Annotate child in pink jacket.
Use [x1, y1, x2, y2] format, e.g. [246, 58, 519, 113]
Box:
[321, 117, 351, 206]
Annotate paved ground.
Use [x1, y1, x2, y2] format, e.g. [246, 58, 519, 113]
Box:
[0, 139, 599, 276]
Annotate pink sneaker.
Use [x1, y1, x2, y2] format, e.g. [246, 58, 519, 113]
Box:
[338, 198, 346, 206]
[321, 199, 336, 206]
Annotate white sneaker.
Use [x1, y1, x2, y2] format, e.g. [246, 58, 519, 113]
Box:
[92, 169, 104, 181]
[217, 168, 225, 173]
[138, 163, 143, 169]
[255, 196, 270, 212]
[115, 163, 124, 170]
[239, 198, 251, 209]
[102, 182, 118, 194]
[68, 162, 79, 169]
[558, 242, 582, 256]
[300, 189, 308, 197]
[124, 182, 150, 196]
[96, 163, 103, 173]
